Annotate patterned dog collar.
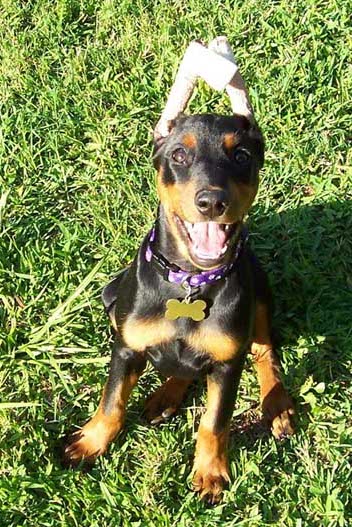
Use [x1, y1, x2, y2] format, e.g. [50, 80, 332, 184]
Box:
[145, 225, 248, 287]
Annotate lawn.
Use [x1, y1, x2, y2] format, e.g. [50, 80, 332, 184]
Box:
[0, 0, 351, 525]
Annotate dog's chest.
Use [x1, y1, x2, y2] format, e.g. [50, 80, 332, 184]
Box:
[121, 314, 242, 362]
[147, 339, 213, 378]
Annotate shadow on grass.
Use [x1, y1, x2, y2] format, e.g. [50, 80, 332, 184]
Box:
[224, 198, 351, 451]
[252, 199, 350, 382]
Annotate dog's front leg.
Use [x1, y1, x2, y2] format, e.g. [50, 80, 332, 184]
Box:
[192, 355, 245, 504]
[64, 338, 146, 465]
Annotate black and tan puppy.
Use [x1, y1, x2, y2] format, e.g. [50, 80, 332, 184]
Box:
[64, 112, 294, 503]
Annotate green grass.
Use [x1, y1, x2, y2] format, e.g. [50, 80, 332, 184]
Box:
[0, 0, 351, 525]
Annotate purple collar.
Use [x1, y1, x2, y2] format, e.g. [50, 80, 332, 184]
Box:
[145, 226, 248, 288]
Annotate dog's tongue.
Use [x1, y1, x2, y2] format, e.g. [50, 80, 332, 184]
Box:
[191, 222, 227, 259]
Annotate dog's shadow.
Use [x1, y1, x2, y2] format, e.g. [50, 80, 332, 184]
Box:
[253, 199, 350, 380]
[226, 198, 351, 448]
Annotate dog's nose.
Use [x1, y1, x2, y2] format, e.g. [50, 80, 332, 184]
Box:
[195, 189, 229, 218]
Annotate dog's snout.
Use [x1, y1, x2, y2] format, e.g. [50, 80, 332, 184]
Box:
[195, 189, 229, 218]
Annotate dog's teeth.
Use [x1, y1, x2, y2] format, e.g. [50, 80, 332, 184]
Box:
[220, 245, 228, 255]
[184, 220, 192, 232]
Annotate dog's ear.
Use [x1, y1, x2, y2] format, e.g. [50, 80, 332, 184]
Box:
[232, 113, 251, 130]
[246, 118, 265, 169]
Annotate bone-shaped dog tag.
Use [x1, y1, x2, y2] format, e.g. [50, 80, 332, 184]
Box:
[165, 298, 207, 321]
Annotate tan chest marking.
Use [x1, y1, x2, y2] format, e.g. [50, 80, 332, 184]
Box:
[186, 327, 240, 362]
[122, 317, 176, 352]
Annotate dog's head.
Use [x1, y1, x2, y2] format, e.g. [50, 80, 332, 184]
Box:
[153, 113, 264, 270]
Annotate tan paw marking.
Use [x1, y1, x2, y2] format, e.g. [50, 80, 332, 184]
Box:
[272, 409, 295, 439]
[262, 383, 295, 440]
[192, 458, 230, 504]
[64, 417, 121, 465]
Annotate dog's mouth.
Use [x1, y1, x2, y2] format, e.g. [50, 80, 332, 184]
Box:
[174, 215, 238, 268]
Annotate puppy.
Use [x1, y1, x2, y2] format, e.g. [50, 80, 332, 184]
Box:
[64, 112, 294, 503]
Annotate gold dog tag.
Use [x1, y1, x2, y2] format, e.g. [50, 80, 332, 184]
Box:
[165, 298, 207, 322]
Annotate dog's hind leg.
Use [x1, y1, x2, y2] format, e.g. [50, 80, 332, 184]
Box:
[144, 377, 191, 424]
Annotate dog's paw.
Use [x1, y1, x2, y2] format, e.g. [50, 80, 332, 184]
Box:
[272, 409, 295, 440]
[192, 458, 230, 504]
[62, 416, 119, 466]
[63, 428, 107, 466]
[144, 377, 190, 424]
[262, 383, 295, 440]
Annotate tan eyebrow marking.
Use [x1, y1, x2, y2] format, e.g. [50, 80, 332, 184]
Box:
[223, 132, 238, 154]
[182, 132, 197, 149]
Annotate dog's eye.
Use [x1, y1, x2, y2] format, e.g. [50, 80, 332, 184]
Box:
[172, 148, 187, 164]
[233, 149, 251, 165]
